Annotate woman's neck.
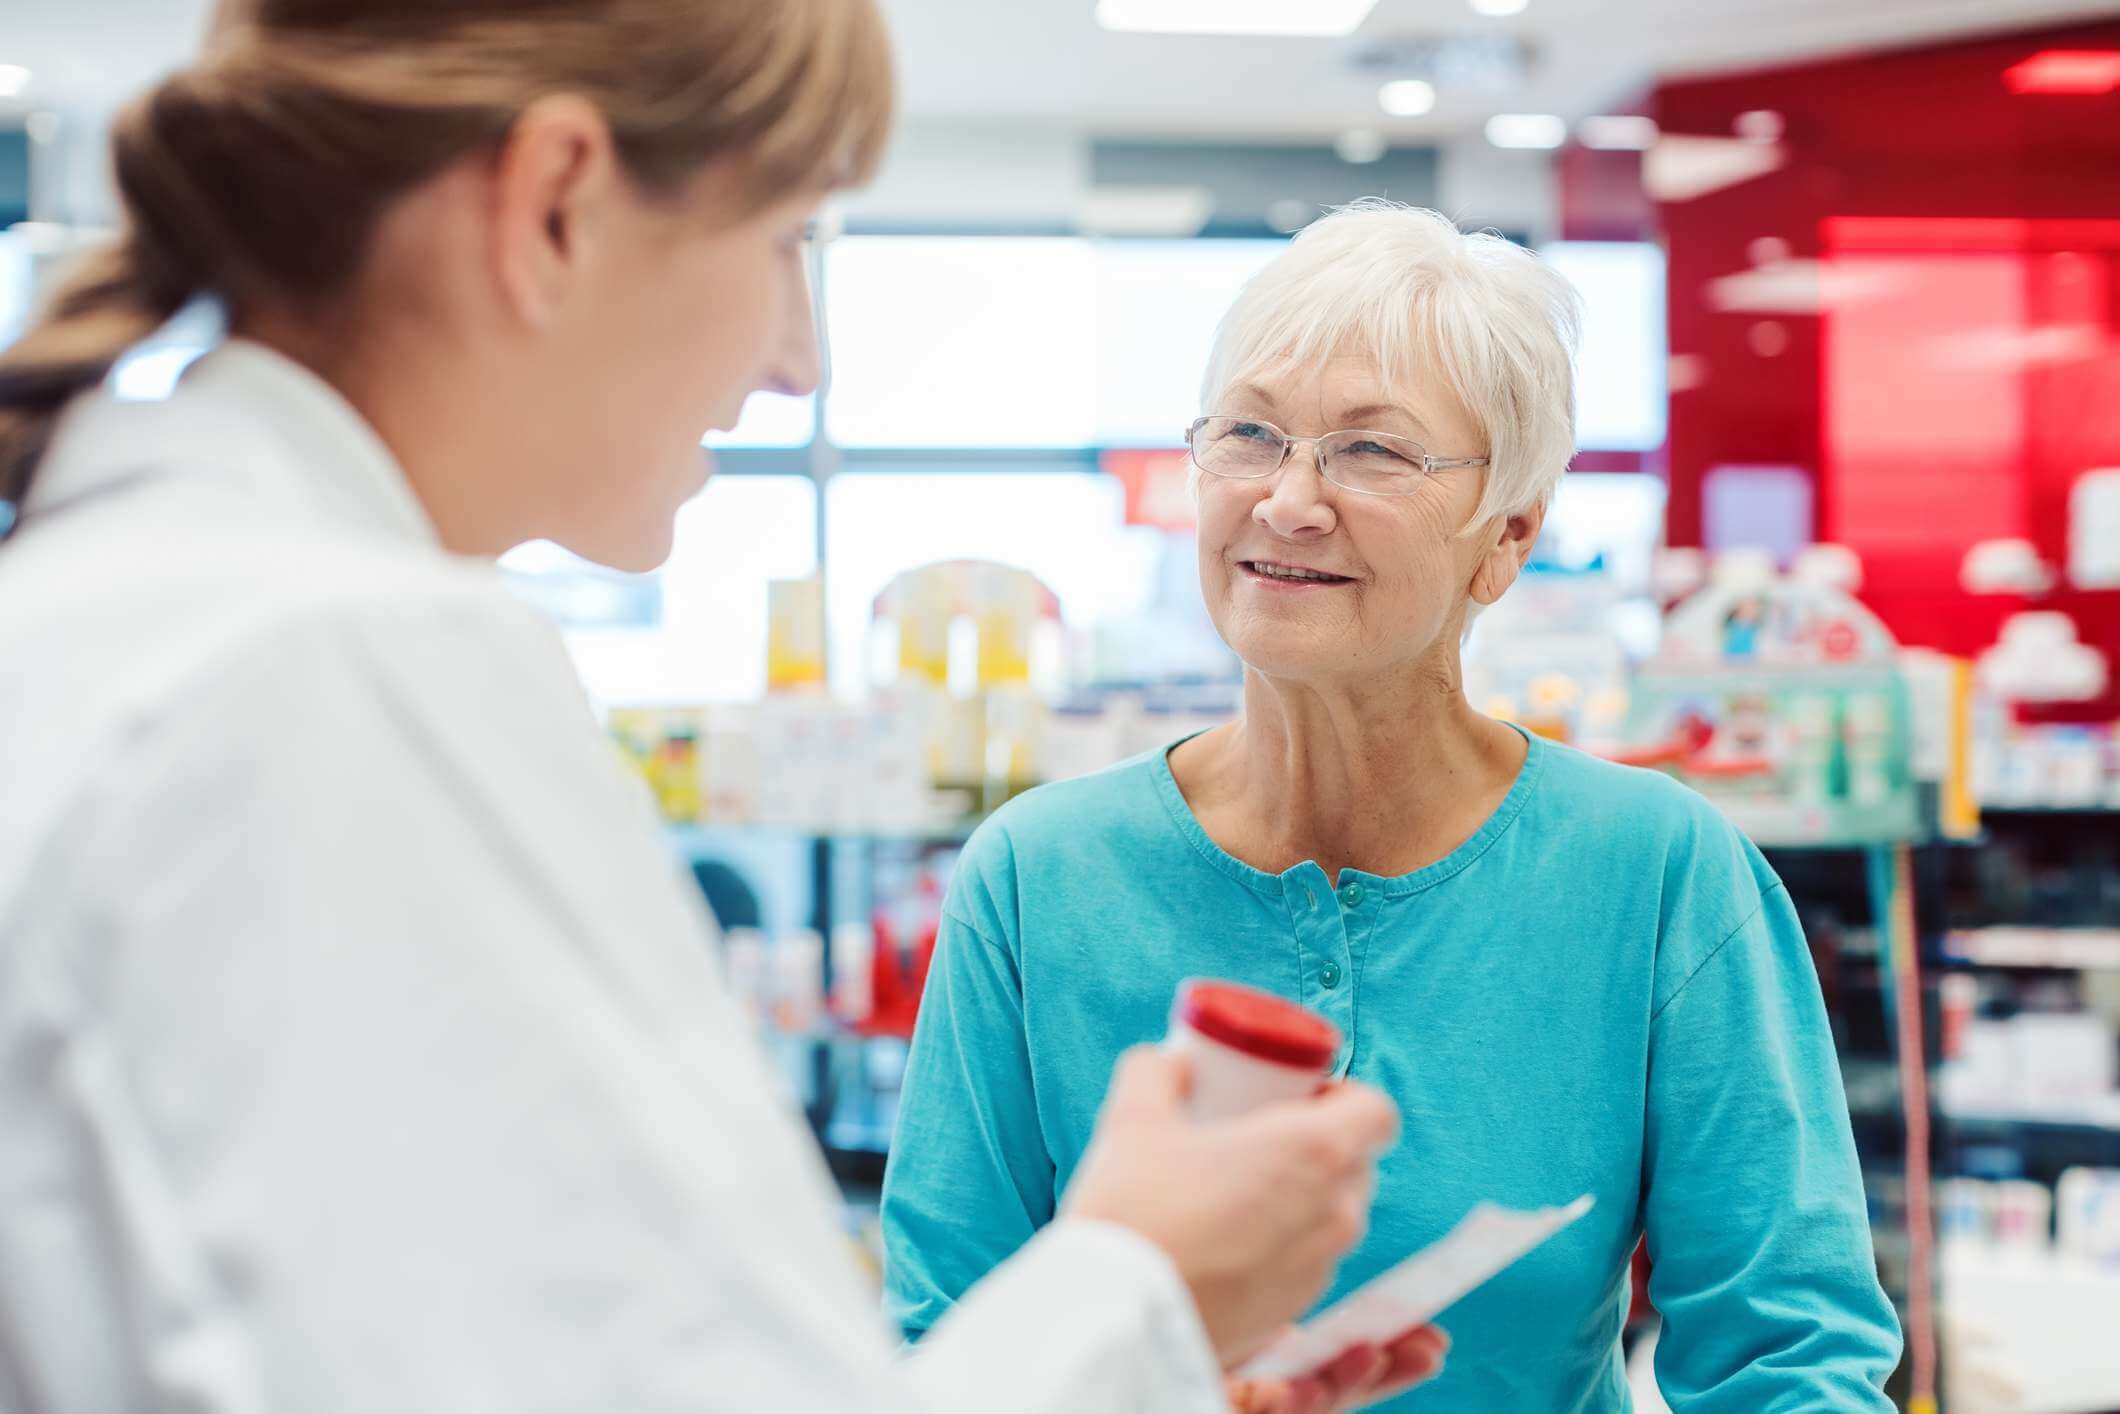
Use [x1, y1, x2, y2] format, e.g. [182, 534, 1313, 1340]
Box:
[1173, 658, 1526, 883]
[238, 307, 530, 559]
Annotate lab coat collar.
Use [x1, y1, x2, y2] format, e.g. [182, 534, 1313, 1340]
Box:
[30, 337, 441, 550]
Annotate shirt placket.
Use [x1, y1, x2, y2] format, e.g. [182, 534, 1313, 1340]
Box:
[1281, 862, 1357, 1078]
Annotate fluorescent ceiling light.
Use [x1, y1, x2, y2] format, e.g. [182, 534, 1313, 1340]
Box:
[1267, 200, 1317, 234]
[0, 66, 30, 99]
[1470, 0, 1529, 14]
[1379, 79, 1437, 117]
[1096, 0, 1380, 37]
[1485, 113, 1567, 149]
[1578, 115, 1658, 150]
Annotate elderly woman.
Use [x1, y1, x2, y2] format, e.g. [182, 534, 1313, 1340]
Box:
[879, 203, 1901, 1412]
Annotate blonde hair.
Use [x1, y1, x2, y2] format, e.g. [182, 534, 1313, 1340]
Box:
[1202, 201, 1582, 529]
[0, 0, 895, 519]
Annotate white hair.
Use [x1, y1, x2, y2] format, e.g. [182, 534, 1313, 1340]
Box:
[1201, 201, 1583, 530]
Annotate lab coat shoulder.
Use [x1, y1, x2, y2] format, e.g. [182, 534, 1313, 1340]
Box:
[61, 528, 716, 1017]
[23, 539, 921, 1411]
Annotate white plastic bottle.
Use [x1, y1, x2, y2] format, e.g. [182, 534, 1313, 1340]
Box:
[1166, 978, 1341, 1121]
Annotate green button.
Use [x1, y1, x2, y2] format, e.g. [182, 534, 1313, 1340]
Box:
[1321, 961, 1343, 989]
[1339, 882, 1364, 908]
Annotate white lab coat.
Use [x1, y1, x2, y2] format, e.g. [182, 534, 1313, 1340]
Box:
[0, 341, 1226, 1413]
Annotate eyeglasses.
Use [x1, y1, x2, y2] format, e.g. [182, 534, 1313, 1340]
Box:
[1185, 415, 1488, 498]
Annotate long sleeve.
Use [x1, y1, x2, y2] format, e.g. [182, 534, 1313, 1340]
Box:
[24, 578, 1226, 1414]
[1642, 876, 1903, 1411]
[880, 879, 1061, 1342]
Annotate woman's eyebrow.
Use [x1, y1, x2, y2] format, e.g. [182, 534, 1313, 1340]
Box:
[1226, 383, 1279, 411]
[1337, 403, 1426, 436]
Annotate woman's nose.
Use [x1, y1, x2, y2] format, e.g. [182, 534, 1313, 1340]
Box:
[1252, 442, 1337, 538]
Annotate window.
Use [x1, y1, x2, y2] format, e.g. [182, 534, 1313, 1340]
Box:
[0, 226, 32, 350]
[1541, 242, 1667, 452]
[1092, 238, 1285, 446]
[826, 238, 1097, 448]
[519, 475, 818, 706]
[824, 470, 1172, 694]
[708, 391, 814, 449]
[823, 235, 1287, 451]
[1538, 472, 1668, 590]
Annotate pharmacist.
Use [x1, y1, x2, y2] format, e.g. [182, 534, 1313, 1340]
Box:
[0, 3, 1408, 1412]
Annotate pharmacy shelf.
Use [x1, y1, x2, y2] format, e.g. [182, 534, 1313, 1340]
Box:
[1978, 803, 2120, 816]
[1844, 1064, 2120, 1139]
[1711, 798, 1925, 851]
[1943, 927, 2120, 971]
[1942, 1248, 2120, 1414]
[1940, 1102, 2120, 1135]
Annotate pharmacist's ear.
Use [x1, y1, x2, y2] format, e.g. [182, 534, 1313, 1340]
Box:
[1468, 504, 1544, 607]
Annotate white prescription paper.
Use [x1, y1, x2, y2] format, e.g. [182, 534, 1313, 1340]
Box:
[1239, 1194, 1597, 1380]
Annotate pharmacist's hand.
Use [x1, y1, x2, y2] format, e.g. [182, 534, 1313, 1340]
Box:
[1226, 1328, 1451, 1413]
[1061, 1047, 1399, 1367]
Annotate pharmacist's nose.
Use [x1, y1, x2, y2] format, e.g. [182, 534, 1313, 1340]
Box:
[763, 256, 823, 398]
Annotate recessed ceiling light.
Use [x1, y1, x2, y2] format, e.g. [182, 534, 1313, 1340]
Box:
[1485, 113, 1567, 150]
[0, 66, 30, 99]
[1096, 0, 1381, 37]
[1470, 0, 1529, 14]
[1335, 128, 1389, 164]
[1379, 79, 1437, 118]
[2004, 49, 2120, 94]
[1267, 199, 1317, 234]
[1578, 115, 1658, 150]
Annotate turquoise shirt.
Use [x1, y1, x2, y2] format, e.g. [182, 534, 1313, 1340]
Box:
[881, 731, 1902, 1411]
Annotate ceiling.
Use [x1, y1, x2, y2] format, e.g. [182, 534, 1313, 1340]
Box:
[7, 0, 2119, 138]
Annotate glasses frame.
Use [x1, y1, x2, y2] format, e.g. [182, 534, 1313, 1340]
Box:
[1184, 414, 1488, 498]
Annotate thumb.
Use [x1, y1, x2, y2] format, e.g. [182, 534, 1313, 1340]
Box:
[1102, 1044, 1191, 1124]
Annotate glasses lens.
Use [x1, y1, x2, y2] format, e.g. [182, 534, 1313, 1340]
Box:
[1322, 431, 1427, 495]
[1191, 417, 1285, 479]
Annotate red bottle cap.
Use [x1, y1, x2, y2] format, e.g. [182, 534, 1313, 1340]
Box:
[1175, 979, 1340, 1072]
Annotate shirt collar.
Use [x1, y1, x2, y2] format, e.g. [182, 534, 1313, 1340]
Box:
[29, 337, 441, 550]
[176, 339, 442, 548]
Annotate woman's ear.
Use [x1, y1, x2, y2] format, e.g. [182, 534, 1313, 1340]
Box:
[1468, 503, 1545, 605]
[489, 93, 619, 330]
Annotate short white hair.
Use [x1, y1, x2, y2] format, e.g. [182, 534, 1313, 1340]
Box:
[1202, 201, 1583, 529]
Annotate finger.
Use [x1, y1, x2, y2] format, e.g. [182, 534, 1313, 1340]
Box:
[1269, 1081, 1399, 1159]
[1329, 1194, 1370, 1258]
[1282, 1375, 1331, 1414]
[1382, 1325, 1445, 1360]
[1375, 1325, 1450, 1393]
[1230, 1377, 1292, 1414]
[1316, 1342, 1386, 1397]
[1377, 1343, 1439, 1387]
[1101, 1045, 1189, 1122]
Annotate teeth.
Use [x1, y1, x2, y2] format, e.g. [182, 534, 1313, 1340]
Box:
[1252, 562, 1341, 582]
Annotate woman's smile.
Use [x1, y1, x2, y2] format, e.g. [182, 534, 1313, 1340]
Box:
[1238, 557, 1358, 590]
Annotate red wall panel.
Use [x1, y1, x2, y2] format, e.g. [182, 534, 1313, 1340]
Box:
[1650, 21, 2120, 712]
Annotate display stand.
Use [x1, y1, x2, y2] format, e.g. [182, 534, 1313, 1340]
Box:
[1614, 568, 1942, 1412]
